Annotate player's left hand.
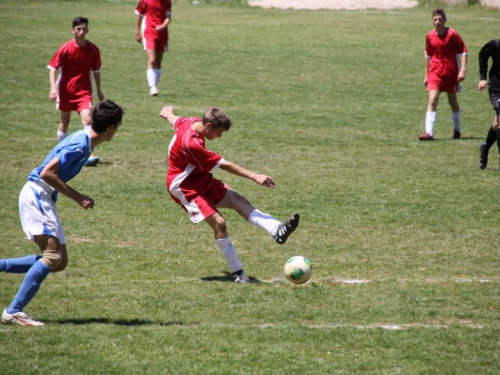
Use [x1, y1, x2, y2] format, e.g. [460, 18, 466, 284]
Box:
[97, 91, 105, 102]
[255, 174, 275, 188]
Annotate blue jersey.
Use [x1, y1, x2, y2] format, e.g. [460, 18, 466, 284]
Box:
[28, 130, 93, 202]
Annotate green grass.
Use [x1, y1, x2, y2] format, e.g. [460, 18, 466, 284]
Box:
[1, 1, 500, 373]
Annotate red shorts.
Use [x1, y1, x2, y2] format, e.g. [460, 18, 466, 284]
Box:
[143, 28, 168, 52]
[427, 73, 459, 93]
[170, 179, 230, 223]
[57, 101, 92, 113]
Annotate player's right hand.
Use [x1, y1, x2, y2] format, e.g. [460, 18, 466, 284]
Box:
[49, 89, 58, 102]
[478, 80, 487, 92]
[78, 194, 95, 210]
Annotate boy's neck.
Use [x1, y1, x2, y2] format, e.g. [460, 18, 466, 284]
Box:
[74, 37, 87, 47]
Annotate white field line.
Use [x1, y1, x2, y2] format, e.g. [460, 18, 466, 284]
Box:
[210, 322, 484, 330]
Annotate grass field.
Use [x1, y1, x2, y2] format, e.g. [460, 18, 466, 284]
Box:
[1, 0, 499, 373]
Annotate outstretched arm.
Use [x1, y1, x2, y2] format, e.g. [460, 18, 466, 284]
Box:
[219, 160, 275, 188]
[159, 105, 179, 126]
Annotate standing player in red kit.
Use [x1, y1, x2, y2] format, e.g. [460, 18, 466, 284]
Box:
[419, 9, 468, 141]
[135, 0, 172, 96]
[48, 17, 104, 166]
[159, 106, 300, 283]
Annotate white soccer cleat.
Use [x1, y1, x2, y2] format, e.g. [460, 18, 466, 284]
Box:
[1, 309, 44, 326]
[149, 86, 158, 96]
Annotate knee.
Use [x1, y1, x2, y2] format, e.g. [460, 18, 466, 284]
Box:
[213, 217, 228, 237]
[42, 249, 64, 271]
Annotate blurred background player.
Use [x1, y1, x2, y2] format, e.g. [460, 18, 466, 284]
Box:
[48, 16, 104, 166]
[159, 105, 299, 283]
[478, 40, 500, 170]
[419, 9, 468, 141]
[135, 0, 172, 96]
[0, 100, 124, 326]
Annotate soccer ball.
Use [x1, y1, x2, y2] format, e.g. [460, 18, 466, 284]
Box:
[284, 256, 312, 284]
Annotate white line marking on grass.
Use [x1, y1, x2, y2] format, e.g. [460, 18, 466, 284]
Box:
[212, 322, 483, 330]
[341, 279, 370, 284]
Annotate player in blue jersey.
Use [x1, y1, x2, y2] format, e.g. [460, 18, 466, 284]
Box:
[0, 99, 124, 326]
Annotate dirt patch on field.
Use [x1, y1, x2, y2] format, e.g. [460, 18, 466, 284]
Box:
[248, 0, 418, 10]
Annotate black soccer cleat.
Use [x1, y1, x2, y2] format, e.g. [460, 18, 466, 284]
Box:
[274, 213, 300, 245]
[232, 270, 252, 283]
[479, 143, 488, 170]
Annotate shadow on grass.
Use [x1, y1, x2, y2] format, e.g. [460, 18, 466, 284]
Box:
[201, 271, 260, 283]
[48, 318, 193, 326]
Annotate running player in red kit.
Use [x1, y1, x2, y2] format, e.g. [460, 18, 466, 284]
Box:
[159, 106, 299, 283]
[135, 0, 172, 96]
[419, 9, 468, 141]
[48, 16, 104, 166]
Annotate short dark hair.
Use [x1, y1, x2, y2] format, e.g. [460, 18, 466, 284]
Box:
[72, 16, 88, 28]
[202, 108, 232, 131]
[92, 100, 124, 133]
[432, 9, 446, 20]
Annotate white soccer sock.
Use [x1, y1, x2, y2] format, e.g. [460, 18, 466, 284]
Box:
[57, 130, 68, 142]
[215, 237, 242, 273]
[154, 68, 162, 86]
[147, 69, 155, 87]
[248, 209, 281, 236]
[425, 111, 436, 136]
[451, 110, 461, 131]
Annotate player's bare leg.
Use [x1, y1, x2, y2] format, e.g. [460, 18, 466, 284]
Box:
[80, 108, 99, 166]
[58, 111, 71, 142]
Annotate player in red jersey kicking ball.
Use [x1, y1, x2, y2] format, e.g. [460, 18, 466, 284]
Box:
[160, 106, 299, 283]
[419, 9, 468, 141]
[48, 16, 104, 166]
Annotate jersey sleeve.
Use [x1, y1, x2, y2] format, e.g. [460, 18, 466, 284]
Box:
[48, 47, 64, 70]
[56, 142, 86, 173]
[91, 44, 102, 73]
[425, 34, 432, 58]
[478, 41, 495, 80]
[135, 0, 147, 17]
[454, 31, 467, 55]
[186, 137, 223, 173]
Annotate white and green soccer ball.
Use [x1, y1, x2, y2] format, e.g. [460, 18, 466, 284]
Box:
[284, 256, 312, 284]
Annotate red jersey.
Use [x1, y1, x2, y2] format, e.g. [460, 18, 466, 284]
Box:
[135, 0, 171, 33]
[425, 28, 467, 80]
[48, 39, 101, 103]
[167, 117, 225, 203]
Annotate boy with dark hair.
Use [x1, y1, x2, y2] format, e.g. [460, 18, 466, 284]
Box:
[478, 40, 500, 170]
[48, 16, 104, 166]
[159, 105, 299, 283]
[1, 100, 124, 326]
[419, 9, 468, 141]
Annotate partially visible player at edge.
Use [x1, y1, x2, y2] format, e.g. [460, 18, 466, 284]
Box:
[0, 100, 124, 327]
[48, 16, 104, 166]
[159, 106, 299, 283]
[478, 40, 500, 170]
[419, 9, 468, 141]
[135, 0, 172, 96]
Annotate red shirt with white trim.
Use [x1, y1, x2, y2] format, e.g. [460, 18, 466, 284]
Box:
[425, 28, 467, 80]
[48, 39, 101, 103]
[135, 0, 172, 36]
[167, 117, 224, 202]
